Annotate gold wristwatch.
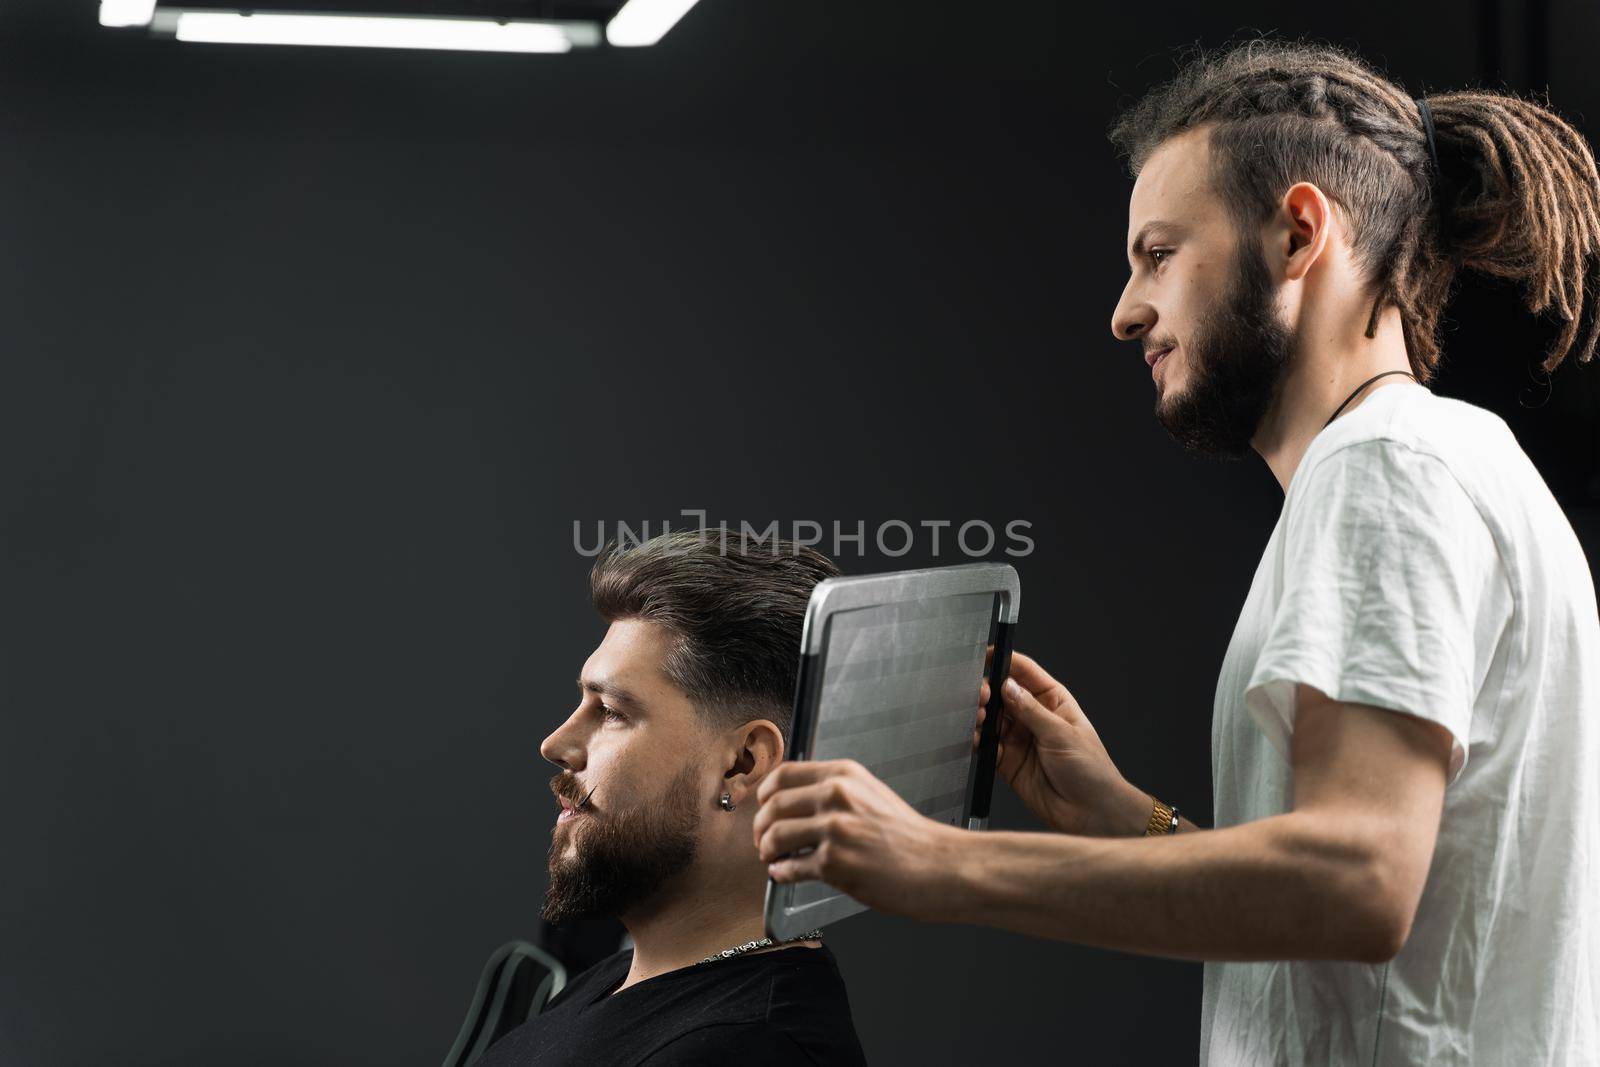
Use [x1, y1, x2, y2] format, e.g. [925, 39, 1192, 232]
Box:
[1144, 796, 1178, 836]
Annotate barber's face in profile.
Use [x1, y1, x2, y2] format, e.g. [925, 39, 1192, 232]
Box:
[537, 618, 712, 923]
[1111, 128, 1295, 457]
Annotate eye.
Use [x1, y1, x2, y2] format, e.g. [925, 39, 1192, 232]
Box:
[1147, 248, 1173, 268]
[599, 704, 626, 724]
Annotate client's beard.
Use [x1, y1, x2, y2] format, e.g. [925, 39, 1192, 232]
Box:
[1155, 236, 1295, 458]
[542, 762, 701, 924]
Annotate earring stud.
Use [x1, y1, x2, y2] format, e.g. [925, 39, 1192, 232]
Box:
[719, 792, 736, 812]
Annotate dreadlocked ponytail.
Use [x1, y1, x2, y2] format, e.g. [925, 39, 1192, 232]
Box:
[1108, 37, 1600, 383]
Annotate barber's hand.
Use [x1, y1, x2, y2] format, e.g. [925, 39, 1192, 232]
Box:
[753, 759, 964, 923]
[974, 650, 1151, 837]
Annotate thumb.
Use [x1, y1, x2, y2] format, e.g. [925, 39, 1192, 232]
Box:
[1002, 677, 1067, 739]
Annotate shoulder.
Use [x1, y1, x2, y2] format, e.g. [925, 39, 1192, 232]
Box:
[684, 943, 857, 1021]
[1279, 396, 1509, 583]
[1320, 383, 1510, 453]
[757, 946, 867, 1064]
[653, 946, 866, 1066]
[1294, 386, 1515, 505]
[758, 943, 854, 1009]
[1288, 389, 1509, 521]
[638, 1022, 816, 1066]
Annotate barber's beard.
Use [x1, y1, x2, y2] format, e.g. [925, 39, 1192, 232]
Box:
[541, 762, 701, 924]
[1155, 240, 1294, 458]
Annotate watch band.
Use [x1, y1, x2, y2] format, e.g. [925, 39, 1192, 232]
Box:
[1144, 796, 1175, 836]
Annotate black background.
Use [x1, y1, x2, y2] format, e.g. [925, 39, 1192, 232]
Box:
[2, 2, 1597, 1064]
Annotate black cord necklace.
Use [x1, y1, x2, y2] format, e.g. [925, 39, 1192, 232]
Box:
[1322, 370, 1418, 429]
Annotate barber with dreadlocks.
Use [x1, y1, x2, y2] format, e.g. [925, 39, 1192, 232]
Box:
[756, 40, 1600, 1065]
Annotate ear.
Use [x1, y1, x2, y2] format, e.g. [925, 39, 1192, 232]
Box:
[1273, 180, 1334, 283]
[720, 718, 786, 808]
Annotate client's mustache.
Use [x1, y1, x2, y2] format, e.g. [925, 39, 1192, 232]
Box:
[549, 772, 601, 811]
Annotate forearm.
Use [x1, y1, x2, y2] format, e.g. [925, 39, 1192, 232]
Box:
[937, 812, 1401, 962]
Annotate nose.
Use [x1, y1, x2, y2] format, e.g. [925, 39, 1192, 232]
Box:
[1111, 277, 1154, 343]
[539, 706, 589, 773]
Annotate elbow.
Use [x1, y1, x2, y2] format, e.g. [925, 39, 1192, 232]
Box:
[1280, 819, 1422, 963]
[1347, 905, 1412, 964]
[1335, 860, 1419, 964]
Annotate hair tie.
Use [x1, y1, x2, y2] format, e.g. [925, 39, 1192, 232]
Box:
[1414, 96, 1458, 262]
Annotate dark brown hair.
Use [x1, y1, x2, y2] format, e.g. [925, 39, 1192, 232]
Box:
[1108, 36, 1600, 381]
[589, 529, 841, 739]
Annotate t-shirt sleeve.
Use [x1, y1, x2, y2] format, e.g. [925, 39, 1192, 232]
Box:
[1244, 439, 1505, 784]
[638, 1022, 814, 1066]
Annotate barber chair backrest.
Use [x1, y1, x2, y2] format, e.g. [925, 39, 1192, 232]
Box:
[440, 940, 568, 1067]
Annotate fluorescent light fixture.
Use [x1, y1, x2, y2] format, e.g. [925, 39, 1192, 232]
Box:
[173, 12, 575, 53]
[606, 0, 700, 47]
[99, 0, 158, 27]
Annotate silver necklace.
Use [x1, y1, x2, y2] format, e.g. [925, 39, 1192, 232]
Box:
[695, 929, 823, 966]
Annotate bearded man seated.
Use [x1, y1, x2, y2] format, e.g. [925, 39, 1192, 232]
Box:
[475, 529, 869, 1067]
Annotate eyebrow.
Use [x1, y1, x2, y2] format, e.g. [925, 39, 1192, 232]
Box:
[1127, 219, 1187, 267]
[577, 676, 644, 710]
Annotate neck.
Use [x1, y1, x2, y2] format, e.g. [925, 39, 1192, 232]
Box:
[1250, 300, 1415, 492]
[613, 848, 804, 992]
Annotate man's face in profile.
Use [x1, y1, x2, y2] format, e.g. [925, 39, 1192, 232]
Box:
[1111, 127, 1295, 457]
[538, 618, 712, 923]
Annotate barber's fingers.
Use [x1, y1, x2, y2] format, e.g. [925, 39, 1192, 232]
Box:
[767, 850, 825, 885]
[755, 758, 861, 806]
[971, 723, 1009, 766]
[756, 813, 837, 863]
[976, 680, 1018, 727]
[981, 651, 1075, 718]
[750, 778, 845, 847]
[975, 700, 1019, 730]
[974, 705, 1019, 748]
[1006, 649, 1052, 685]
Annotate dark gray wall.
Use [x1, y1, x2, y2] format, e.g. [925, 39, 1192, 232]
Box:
[2, 2, 1596, 1064]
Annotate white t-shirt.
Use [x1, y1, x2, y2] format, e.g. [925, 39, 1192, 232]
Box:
[1200, 381, 1600, 1066]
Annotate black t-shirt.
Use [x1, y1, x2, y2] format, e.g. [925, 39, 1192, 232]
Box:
[474, 943, 868, 1066]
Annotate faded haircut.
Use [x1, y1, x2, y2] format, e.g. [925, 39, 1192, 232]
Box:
[589, 529, 841, 740]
